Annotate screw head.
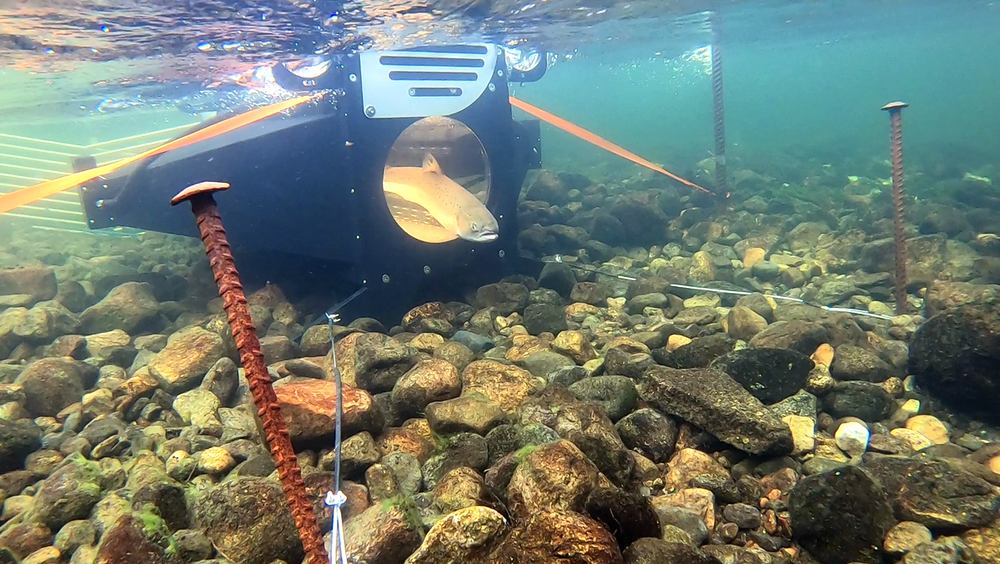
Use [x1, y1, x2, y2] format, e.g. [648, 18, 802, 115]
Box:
[365, 105, 376, 117]
[882, 101, 909, 111]
[381, 274, 390, 283]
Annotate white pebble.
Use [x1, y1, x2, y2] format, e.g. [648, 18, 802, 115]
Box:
[835, 421, 870, 458]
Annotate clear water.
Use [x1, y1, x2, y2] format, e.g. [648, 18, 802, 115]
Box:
[3, 0, 1000, 562]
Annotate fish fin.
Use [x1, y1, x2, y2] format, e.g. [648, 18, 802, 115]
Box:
[422, 152, 443, 175]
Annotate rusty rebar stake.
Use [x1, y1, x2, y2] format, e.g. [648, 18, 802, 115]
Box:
[711, 12, 728, 195]
[171, 181, 329, 564]
[882, 101, 909, 315]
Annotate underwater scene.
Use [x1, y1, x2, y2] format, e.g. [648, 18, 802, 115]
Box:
[2, 0, 1000, 563]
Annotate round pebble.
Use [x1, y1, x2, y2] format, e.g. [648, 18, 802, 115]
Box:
[742, 247, 766, 269]
[890, 427, 934, 451]
[54, 519, 96, 555]
[1, 494, 33, 521]
[165, 450, 197, 481]
[722, 503, 762, 529]
[905, 415, 949, 445]
[810, 343, 834, 369]
[667, 334, 692, 351]
[22, 546, 61, 564]
[834, 421, 870, 458]
[900, 399, 921, 416]
[197, 446, 236, 475]
[884, 521, 932, 554]
[989, 455, 1000, 475]
[881, 377, 904, 398]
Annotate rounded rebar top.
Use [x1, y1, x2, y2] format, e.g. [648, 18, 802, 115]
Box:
[170, 181, 231, 205]
[882, 101, 909, 111]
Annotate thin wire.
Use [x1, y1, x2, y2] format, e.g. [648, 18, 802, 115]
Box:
[324, 310, 348, 564]
[321, 286, 367, 564]
[548, 255, 894, 321]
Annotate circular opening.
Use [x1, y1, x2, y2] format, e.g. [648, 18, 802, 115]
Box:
[382, 116, 495, 244]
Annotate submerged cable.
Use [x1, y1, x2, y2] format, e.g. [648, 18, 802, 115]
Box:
[322, 287, 367, 564]
[548, 255, 894, 321]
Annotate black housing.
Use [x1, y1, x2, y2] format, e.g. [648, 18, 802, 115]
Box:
[79, 45, 544, 325]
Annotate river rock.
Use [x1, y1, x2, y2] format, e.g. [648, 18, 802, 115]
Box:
[461, 360, 545, 413]
[341, 498, 424, 564]
[425, 394, 505, 436]
[0, 266, 57, 306]
[474, 282, 530, 315]
[831, 344, 894, 383]
[789, 465, 895, 564]
[273, 377, 384, 444]
[639, 366, 793, 456]
[26, 455, 103, 530]
[15, 358, 98, 417]
[193, 477, 304, 564]
[95, 513, 179, 564]
[523, 303, 568, 335]
[822, 381, 894, 422]
[568, 376, 638, 421]
[147, 326, 225, 394]
[0, 419, 42, 472]
[862, 456, 1000, 529]
[586, 485, 661, 549]
[507, 439, 599, 520]
[909, 303, 1000, 424]
[884, 521, 933, 555]
[622, 538, 722, 564]
[421, 433, 489, 490]
[748, 320, 829, 355]
[334, 331, 418, 393]
[403, 505, 507, 564]
[200, 357, 239, 406]
[923, 280, 1000, 317]
[518, 387, 634, 485]
[653, 333, 736, 369]
[709, 347, 813, 404]
[498, 508, 623, 564]
[614, 408, 678, 463]
[391, 358, 462, 418]
[79, 282, 160, 334]
[726, 305, 769, 340]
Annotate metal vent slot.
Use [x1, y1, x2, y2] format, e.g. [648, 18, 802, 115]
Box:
[360, 43, 499, 119]
[401, 45, 490, 55]
[409, 87, 462, 97]
[389, 71, 478, 81]
[379, 56, 484, 68]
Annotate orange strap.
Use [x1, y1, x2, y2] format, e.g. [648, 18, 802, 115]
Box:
[0, 89, 710, 216]
[0, 92, 324, 215]
[509, 96, 714, 196]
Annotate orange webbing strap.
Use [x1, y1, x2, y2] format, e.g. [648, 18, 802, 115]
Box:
[508, 96, 714, 196]
[0, 92, 325, 215]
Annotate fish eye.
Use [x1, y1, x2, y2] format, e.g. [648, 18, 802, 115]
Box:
[471, 223, 479, 230]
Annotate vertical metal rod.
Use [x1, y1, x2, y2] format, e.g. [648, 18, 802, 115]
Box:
[882, 101, 909, 315]
[711, 12, 728, 195]
[171, 181, 329, 564]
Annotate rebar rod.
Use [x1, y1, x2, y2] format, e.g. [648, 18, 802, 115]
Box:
[171, 181, 329, 564]
[711, 12, 728, 195]
[882, 101, 909, 315]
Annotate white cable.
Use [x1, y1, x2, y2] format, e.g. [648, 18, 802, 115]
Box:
[324, 308, 349, 564]
[548, 255, 895, 321]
